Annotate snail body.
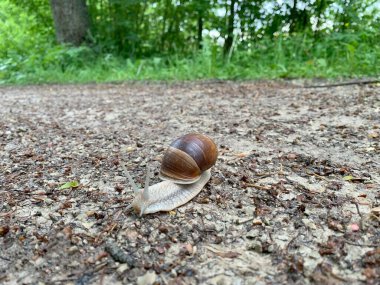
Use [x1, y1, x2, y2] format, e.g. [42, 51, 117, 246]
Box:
[130, 170, 211, 215]
[124, 133, 217, 216]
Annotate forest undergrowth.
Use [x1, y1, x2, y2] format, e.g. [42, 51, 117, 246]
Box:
[1, 0, 379, 84]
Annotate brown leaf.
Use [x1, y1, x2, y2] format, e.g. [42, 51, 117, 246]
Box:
[158, 225, 169, 234]
[111, 157, 120, 166]
[364, 248, 380, 266]
[235, 152, 249, 158]
[318, 236, 345, 256]
[179, 243, 194, 256]
[252, 219, 263, 226]
[63, 226, 73, 238]
[371, 206, 380, 215]
[362, 267, 379, 280]
[33, 232, 49, 243]
[18, 235, 26, 242]
[287, 255, 304, 274]
[0, 226, 10, 237]
[114, 184, 124, 193]
[196, 197, 210, 204]
[60, 201, 72, 210]
[327, 219, 344, 232]
[94, 251, 108, 262]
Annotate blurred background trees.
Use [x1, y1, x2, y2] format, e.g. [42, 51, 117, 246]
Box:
[50, 0, 90, 45]
[49, 0, 380, 56]
[0, 0, 379, 83]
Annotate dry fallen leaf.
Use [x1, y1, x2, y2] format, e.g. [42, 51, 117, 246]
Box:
[252, 219, 263, 226]
[184, 243, 194, 255]
[62, 226, 73, 238]
[327, 220, 344, 232]
[367, 131, 379, 138]
[371, 206, 380, 215]
[235, 152, 249, 158]
[0, 226, 10, 237]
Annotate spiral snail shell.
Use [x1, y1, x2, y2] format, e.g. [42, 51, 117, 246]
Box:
[124, 133, 218, 216]
[159, 133, 218, 184]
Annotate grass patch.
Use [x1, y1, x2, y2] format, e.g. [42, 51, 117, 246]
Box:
[1, 0, 379, 84]
[1, 32, 379, 84]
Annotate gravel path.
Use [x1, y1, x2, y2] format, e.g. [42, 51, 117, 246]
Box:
[0, 81, 379, 284]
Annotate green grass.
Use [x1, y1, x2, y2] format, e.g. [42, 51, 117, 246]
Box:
[1, 0, 379, 84]
[1, 31, 379, 85]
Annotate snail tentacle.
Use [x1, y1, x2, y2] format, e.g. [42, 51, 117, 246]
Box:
[143, 165, 151, 200]
[123, 165, 151, 215]
[122, 164, 140, 194]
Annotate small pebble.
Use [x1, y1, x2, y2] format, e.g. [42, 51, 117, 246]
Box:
[137, 271, 156, 285]
[143, 245, 151, 253]
[68, 246, 79, 254]
[116, 264, 130, 275]
[350, 224, 360, 232]
[205, 214, 212, 220]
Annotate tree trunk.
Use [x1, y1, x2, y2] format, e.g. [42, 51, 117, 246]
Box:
[50, 0, 90, 45]
[289, 0, 298, 33]
[224, 0, 236, 56]
[197, 12, 203, 49]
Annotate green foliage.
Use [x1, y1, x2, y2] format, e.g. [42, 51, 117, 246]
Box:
[2, 31, 379, 84]
[0, 1, 95, 82]
[8, 0, 53, 31]
[86, 0, 216, 56]
[59, 181, 79, 190]
[0, 0, 53, 81]
[0, 0, 379, 84]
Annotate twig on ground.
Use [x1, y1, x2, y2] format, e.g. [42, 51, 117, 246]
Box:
[244, 183, 272, 190]
[236, 217, 255, 225]
[286, 231, 302, 253]
[303, 79, 380, 88]
[343, 239, 380, 248]
[352, 200, 364, 230]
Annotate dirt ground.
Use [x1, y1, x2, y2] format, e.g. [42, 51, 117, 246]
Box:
[0, 81, 379, 285]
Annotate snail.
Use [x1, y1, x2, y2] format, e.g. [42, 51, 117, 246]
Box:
[123, 133, 218, 216]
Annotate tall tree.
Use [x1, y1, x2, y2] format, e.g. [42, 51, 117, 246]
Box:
[224, 0, 236, 56]
[197, 10, 204, 49]
[50, 0, 90, 45]
[193, 0, 210, 50]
